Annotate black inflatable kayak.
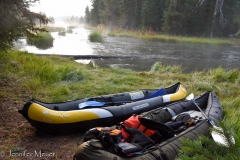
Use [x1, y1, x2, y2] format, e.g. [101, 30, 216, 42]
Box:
[19, 82, 187, 133]
[74, 91, 223, 160]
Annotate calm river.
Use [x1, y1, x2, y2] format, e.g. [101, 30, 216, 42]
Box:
[14, 26, 240, 73]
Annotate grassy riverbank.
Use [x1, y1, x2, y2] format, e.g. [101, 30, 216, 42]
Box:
[90, 25, 240, 46]
[109, 30, 240, 46]
[0, 50, 240, 159]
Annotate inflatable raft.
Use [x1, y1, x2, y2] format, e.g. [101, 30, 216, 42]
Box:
[74, 91, 223, 160]
[19, 82, 187, 133]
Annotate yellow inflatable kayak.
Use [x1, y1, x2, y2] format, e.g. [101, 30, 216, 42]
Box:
[19, 82, 187, 133]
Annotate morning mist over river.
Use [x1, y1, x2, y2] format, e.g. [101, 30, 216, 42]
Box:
[15, 26, 240, 73]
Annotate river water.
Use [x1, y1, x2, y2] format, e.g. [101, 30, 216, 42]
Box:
[15, 26, 240, 73]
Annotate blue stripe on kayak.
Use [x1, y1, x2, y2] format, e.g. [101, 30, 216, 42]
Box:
[145, 88, 167, 99]
[78, 101, 106, 109]
[79, 88, 167, 108]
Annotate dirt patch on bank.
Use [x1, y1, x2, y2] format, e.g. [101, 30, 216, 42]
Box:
[0, 78, 84, 160]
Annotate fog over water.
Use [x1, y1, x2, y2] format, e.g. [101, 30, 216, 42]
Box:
[15, 26, 240, 73]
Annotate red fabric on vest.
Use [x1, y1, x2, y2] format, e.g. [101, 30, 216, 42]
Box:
[121, 115, 157, 142]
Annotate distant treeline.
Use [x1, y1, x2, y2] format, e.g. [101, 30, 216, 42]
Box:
[85, 0, 240, 38]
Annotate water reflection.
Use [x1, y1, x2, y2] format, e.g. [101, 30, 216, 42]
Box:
[14, 26, 240, 73]
[17, 27, 94, 55]
[90, 36, 240, 72]
[91, 57, 237, 73]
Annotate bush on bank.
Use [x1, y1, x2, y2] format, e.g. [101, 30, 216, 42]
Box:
[88, 31, 103, 43]
[26, 32, 54, 49]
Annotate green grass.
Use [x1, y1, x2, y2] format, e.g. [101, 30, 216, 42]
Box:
[1, 50, 240, 159]
[108, 30, 240, 46]
[1, 50, 239, 106]
[88, 31, 103, 43]
[150, 62, 183, 73]
[26, 32, 54, 49]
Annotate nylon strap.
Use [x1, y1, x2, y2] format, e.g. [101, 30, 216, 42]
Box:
[147, 146, 169, 160]
[164, 107, 176, 117]
[157, 146, 169, 160]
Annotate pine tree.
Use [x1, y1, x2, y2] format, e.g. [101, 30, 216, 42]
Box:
[100, 0, 121, 28]
[0, 0, 49, 51]
[97, 0, 106, 24]
[176, 0, 200, 36]
[177, 122, 240, 160]
[235, 1, 240, 36]
[89, 0, 102, 26]
[162, 0, 185, 35]
[196, 0, 239, 37]
[85, 6, 91, 25]
[141, 0, 150, 30]
[120, 0, 142, 29]
[220, 0, 240, 37]
[86, 0, 240, 37]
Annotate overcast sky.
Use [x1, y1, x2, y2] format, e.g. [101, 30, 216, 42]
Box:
[30, 0, 92, 17]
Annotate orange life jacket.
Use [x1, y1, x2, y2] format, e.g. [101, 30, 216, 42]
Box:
[120, 114, 162, 143]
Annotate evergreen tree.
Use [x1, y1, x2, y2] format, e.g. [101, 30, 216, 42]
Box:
[176, 0, 201, 36]
[195, 0, 239, 37]
[85, 6, 91, 25]
[220, 0, 240, 37]
[86, 0, 240, 37]
[100, 0, 121, 28]
[141, 0, 166, 31]
[211, 0, 239, 37]
[120, 0, 142, 30]
[191, 0, 215, 37]
[141, 0, 150, 30]
[0, 0, 49, 51]
[162, 0, 185, 35]
[97, 0, 106, 25]
[235, 1, 240, 36]
[90, 0, 103, 26]
[177, 121, 239, 160]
